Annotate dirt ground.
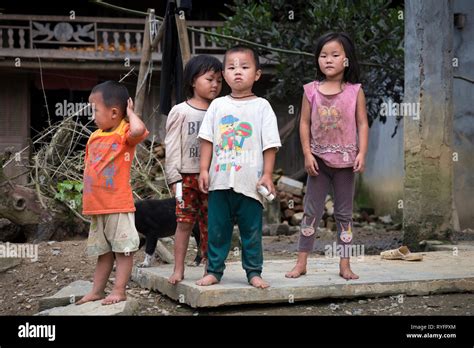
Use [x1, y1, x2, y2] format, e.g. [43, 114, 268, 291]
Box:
[0, 229, 472, 316]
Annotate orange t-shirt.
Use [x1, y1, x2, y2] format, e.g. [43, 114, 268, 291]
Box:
[82, 119, 149, 215]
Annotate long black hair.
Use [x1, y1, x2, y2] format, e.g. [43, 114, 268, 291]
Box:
[183, 55, 222, 99]
[314, 32, 360, 83]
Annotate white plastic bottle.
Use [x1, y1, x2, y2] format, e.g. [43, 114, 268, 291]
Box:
[257, 185, 275, 202]
[175, 182, 183, 203]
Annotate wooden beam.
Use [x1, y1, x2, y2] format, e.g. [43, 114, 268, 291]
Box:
[133, 8, 154, 118]
[175, 13, 191, 68]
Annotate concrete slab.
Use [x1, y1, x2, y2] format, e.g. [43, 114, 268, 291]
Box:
[38, 280, 93, 311]
[36, 298, 139, 316]
[132, 251, 474, 308]
[0, 257, 21, 272]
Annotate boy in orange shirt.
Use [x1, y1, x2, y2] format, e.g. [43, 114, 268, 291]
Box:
[77, 81, 148, 305]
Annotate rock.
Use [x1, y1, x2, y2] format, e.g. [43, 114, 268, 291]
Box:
[326, 219, 336, 232]
[277, 176, 304, 196]
[379, 215, 393, 224]
[344, 310, 352, 315]
[291, 212, 304, 226]
[288, 226, 300, 235]
[231, 226, 241, 250]
[263, 224, 290, 236]
[325, 200, 334, 216]
[47, 241, 56, 245]
[294, 205, 304, 213]
[369, 214, 378, 222]
[392, 223, 402, 230]
[263, 197, 281, 224]
[0, 257, 22, 272]
[36, 298, 139, 316]
[51, 249, 61, 256]
[317, 227, 335, 239]
[283, 209, 295, 219]
[38, 280, 93, 311]
[0, 218, 22, 242]
[329, 303, 340, 311]
[358, 299, 368, 304]
[359, 207, 375, 215]
[353, 309, 363, 315]
[292, 196, 303, 205]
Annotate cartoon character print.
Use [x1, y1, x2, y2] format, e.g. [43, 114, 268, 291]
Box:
[216, 115, 253, 153]
[318, 105, 342, 131]
[339, 222, 353, 243]
[215, 115, 253, 172]
[217, 115, 239, 153]
[301, 216, 317, 237]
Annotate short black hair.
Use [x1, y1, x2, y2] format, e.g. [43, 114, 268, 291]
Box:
[183, 55, 222, 99]
[223, 45, 260, 70]
[91, 80, 129, 116]
[314, 32, 360, 83]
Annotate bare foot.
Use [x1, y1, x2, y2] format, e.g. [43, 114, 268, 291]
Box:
[249, 276, 270, 288]
[339, 261, 359, 280]
[75, 291, 105, 305]
[101, 290, 126, 305]
[285, 264, 307, 278]
[168, 271, 184, 284]
[195, 274, 219, 286]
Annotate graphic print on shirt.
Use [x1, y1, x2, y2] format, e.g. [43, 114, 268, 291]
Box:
[87, 141, 119, 191]
[188, 120, 202, 158]
[215, 114, 253, 172]
[318, 105, 342, 131]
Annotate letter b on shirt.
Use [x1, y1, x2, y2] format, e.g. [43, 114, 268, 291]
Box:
[188, 121, 201, 135]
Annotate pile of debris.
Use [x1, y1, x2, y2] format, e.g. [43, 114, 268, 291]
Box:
[276, 176, 305, 226]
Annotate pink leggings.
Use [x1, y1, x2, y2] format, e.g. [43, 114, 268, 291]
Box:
[297, 155, 355, 258]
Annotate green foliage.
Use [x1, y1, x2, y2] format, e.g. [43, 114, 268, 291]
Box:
[214, 0, 404, 125]
[54, 180, 83, 212]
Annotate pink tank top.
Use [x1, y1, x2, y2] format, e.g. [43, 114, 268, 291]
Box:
[304, 81, 361, 168]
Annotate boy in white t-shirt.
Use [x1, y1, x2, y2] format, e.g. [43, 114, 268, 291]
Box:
[196, 46, 281, 288]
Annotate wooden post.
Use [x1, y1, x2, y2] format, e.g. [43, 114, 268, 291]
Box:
[133, 9, 175, 263]
[175, 12, 191, 68]
[134, 8, 153, 117]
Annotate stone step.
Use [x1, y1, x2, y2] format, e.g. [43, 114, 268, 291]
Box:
[132, 251, 474, 308]
[36, 298, 139, 316]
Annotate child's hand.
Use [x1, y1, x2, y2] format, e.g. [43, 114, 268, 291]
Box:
[127, 98, 135, 117]
[199, 171, 209, 194]
[257, 174, 275, 196]
[353, 153, 366, 173]
[170, 183, 176, 195]
[304, 153, 319, 176]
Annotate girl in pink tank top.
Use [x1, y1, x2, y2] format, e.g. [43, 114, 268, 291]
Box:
[286, 32, 369, 281]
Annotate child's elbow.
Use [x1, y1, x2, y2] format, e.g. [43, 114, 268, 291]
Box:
[130, 125, 147, 138]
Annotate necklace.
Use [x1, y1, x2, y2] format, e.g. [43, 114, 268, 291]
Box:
[229, 93, 255, 99]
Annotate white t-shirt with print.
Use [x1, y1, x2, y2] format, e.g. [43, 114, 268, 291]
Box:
[198, 96, 281, 205]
